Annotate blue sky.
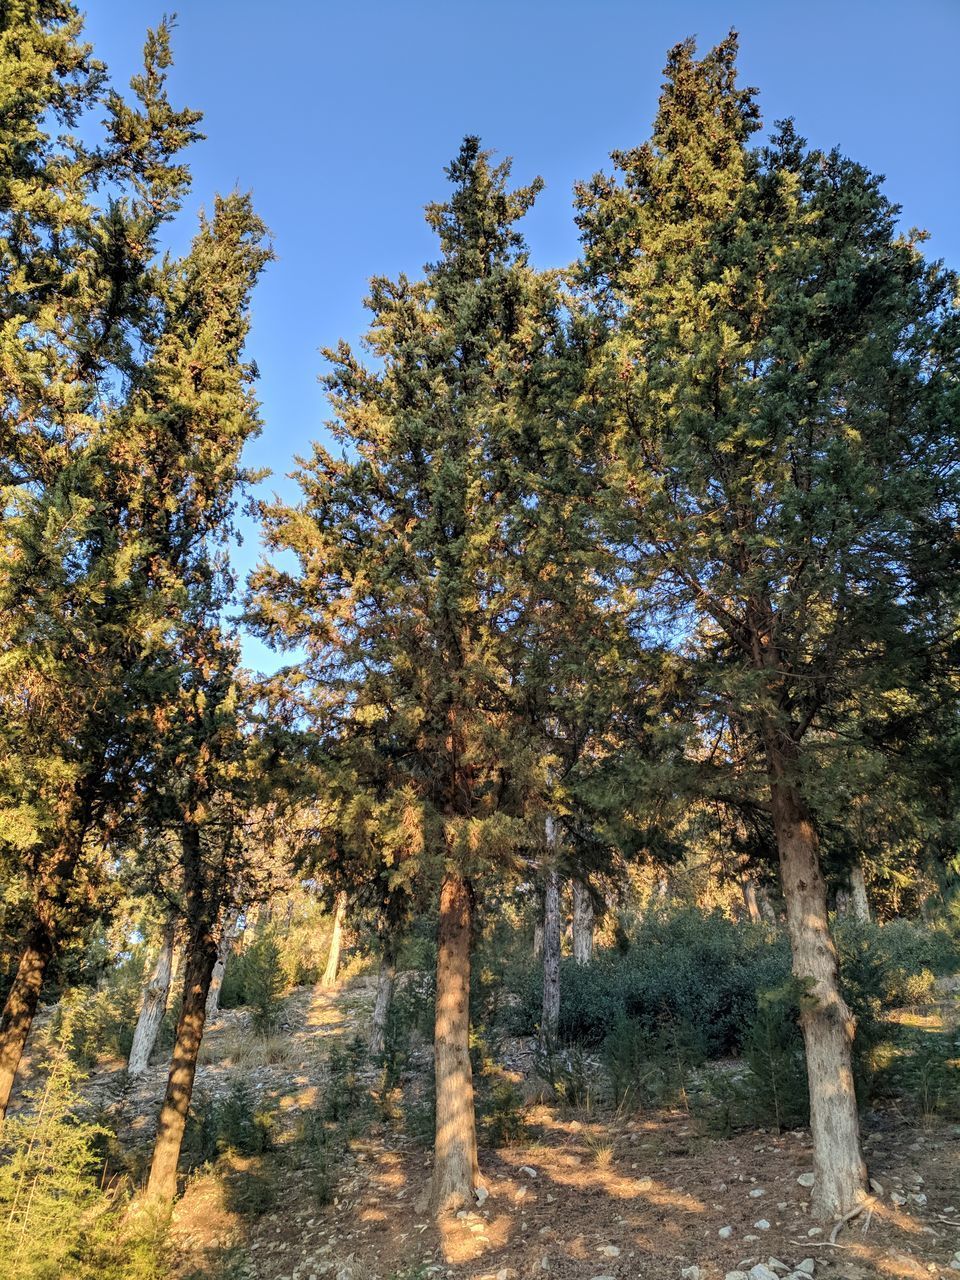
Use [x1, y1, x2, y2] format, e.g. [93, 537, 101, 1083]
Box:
[82, 1, 959, 671]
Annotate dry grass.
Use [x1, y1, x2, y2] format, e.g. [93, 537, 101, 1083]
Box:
[199, 1028, 298, 1069]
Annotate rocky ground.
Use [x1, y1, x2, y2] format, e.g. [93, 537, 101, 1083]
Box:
[92, 976, 956, 1280]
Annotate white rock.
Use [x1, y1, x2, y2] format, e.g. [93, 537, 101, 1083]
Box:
[766, 1261, 790, 1274]
[749, 1188, 766, 1198]
[725, 1273, 750, 1280]
[719, 1226, 734, 1239]
[869, 1178, 884, 1195]
[891, 1191, 907, 1206]
[475, 1185, 489, 1205]
[806, 1228, 822, 1237]
[748, 1267, 779, 1280]
[796, 1261, 815, 1275]
[796, 1172, 815, 1188]
[681, 1268, 702, 1280]
[519, 1165, 538, 1178]
[753, 1219, 771, 1231]
[600, 1245, 620, 1257]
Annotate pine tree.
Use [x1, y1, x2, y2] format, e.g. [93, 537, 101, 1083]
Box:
[251, 139, 564, 1214]
[576, 33, 960, 1217]
[0, 6, 202, 1118]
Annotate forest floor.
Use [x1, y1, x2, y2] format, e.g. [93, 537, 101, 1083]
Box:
[72, 978, 960, 1280]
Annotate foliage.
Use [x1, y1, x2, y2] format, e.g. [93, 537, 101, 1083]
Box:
[0, 1053, 169, 1279]
[185, 1077, 275, 1164]
[220, 930, 288, 1034]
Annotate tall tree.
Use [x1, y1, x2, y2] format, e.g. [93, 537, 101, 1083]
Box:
[0, 6, 202, 1117]
[251, 139, 563, 1215]
[576, 33, 959, 1217]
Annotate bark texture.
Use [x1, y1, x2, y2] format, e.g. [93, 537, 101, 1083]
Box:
[849, 863, 871, 923]
[431, 872, 479, 1215]
[541, 861, 561, 1045]
[768, 746, 867, 1219]
[0, 922, 52, 1120]
[205, 910, 241, 1019]
[128, 920, 176, 1078]
[370, 938, 398, 1057]
[145, 934, 218, 1202]
[572, 878, 594, 965]
[321, 891, 347, 988]
[740, 874, 761, 924]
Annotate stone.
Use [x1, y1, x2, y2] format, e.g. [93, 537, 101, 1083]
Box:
[681, 1268, 702, 1280]
[749, 1188, 766, 1198]
[600, 1245, 621, 1257]
[725, 1273, 750, 1280]
[496, 1270, 518, 1280]
[748, 1267, 779, 1280]
[766, 1261, 790, 1274]
[519, 1165, 538, 1178]
[869, 1178, 884, 1195]
[796, 1172, 815, 1188]
[475, 1185, 489, 1205]
[719, 1226, 734, 1239]
[891, 1192, 907, 1206]
[753, 1219, 771, 1231]
[795, 1262, 815, 1275]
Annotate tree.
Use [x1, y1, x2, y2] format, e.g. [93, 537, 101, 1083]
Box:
[251, 139, 563, 1215]
[576, 33, 959, 1217]
[0, 6, 203, 1118]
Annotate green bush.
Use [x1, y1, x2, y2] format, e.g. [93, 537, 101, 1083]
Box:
[509, 909, 790, 1056]
[220, 930, 287, 1033]
[185, 1077, 275, 1163]
[52, 953, 147, 1067]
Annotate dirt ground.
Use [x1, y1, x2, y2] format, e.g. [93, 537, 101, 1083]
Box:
[159, 980, 960, 1280]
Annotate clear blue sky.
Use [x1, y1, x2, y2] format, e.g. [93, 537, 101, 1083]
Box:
[82, 1, 959, 671]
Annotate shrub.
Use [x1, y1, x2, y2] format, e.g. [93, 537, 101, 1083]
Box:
[185, 1077, 275, 1164]
[220, 930, 287, 1033]
[52, 954, 147, 1067]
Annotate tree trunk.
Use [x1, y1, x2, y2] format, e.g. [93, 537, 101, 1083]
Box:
[370, 937, 398, 1057]
[205, 909, 241, 1019]
[431, 871, 479, 1215]
[572, 878, 594, 965]
[321, 891, 347, 988]
[145, 932, 218, 1202]
[0, 921, 52, 1120]
[757, 883, 778, 924]
[740, 874, 761, 924]
[849, 863, 871, 923]
[541, 855, 561, 1047]
[128, 919, 176, 1078]
[766, 744, 867, 1219]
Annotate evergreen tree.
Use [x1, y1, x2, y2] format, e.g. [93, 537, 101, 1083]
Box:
[0, 6, 202, 1117]
[576, 33, 960, 1217]
[251, 139, 565, 1214]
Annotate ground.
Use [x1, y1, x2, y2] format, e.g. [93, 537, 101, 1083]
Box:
[93, 978, 958, 1280]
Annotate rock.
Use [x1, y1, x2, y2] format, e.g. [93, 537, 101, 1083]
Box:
[749, 1188, 766, 1198]
[496, 1270, 518, 1280]
[681, 1269, 702, 1280]
[519, 1165, 538, 1178]
[795, 1261, 815, 1275]
[891, 1191, 907, 1206]
[753, 1219, 771, 1231]
[599, 1244, 620, 1257]
[475, 1185, 489, 1205]
[748, 1268, 780, 1280]
[765, 1261, 790, 1274]
[806, 1228, 822, 1237]
[725, 1273, 750, 1280]
[796, 1172, 815, 1188]
[719, 1226, 734, 1239]
[869, 1178, 884, 1196]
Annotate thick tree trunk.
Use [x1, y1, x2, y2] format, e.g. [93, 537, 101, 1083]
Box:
[541, 861, 561, 1047]
[321, 891, 347, 988]
[572, 878, 594, 965]
[370, 937, 398, 1057]
[767, 745, 867, 1219]
[740, 874, 761, 924]
[145, 933, 218, 1202]
[205, 910, 241, 1019]
[128, 919, 176, 1078]
[849, 863, 871, 923]
[0, 922, 52, 1120]
[431, 872, 479, 1215]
